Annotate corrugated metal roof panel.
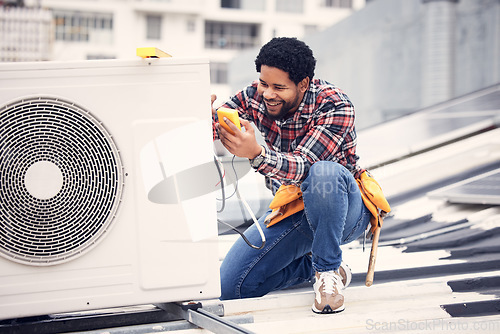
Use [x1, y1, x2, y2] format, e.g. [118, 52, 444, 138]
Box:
[357, 84, 500, 169]
[428, 169, 500, 205]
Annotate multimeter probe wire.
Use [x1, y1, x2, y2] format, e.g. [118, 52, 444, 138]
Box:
[213, 156, 266, 250]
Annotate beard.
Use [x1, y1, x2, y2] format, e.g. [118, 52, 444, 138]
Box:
[264, 94, 302, 121]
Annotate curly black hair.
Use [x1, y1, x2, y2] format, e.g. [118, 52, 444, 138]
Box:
[255, 37, 316, 84]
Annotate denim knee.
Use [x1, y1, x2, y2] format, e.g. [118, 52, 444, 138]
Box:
[308, 161, 343, 179]
[302, 161, 354, 197]
[219, 266, 261, 300]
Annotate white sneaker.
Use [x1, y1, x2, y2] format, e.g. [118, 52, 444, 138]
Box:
[312, 270, 345, 314]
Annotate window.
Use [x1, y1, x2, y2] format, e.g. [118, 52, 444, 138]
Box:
[221, 0, 240, 8]
[146, 15, 162, 40]
[186, 19, 196, 32]
[53, 11, 113, 43]
[321, 0, 353, 8]
[276, 0, 303, 13]
[87, 54, 116, 60]
[221, 0, 265, 10]
[210, 62, 228, 84]
[205, 21, 259, 50]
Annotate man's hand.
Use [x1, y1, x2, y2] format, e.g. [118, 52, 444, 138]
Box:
[211, 94, 217, 116]
[216, 118, 262, 159]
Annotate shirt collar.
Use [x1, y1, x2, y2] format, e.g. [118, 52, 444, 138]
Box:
[298, 82, 315, 119]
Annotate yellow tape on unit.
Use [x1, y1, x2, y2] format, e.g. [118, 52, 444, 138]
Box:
[136, 47, 172, 59]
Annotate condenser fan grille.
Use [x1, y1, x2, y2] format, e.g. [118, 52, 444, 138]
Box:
[0, 96, 124, 266]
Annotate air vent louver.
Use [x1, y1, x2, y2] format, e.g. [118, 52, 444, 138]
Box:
[0, 96, 124, 266]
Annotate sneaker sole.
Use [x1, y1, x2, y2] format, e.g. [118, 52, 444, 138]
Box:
[312, 303, 345, 314]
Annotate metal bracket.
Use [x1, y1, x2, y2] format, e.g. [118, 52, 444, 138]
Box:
[156, 302, 255, 334]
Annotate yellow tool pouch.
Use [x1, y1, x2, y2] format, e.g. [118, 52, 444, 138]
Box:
[356, 171, 391, 233]
[264, 184, 304, 227]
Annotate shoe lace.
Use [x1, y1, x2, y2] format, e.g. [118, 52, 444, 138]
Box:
[320, 271, 344, 294]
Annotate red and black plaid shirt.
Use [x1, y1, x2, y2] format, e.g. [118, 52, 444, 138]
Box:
[213, 79, 362, 185]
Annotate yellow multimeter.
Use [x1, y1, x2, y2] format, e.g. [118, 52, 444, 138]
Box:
[217, 107, 241, 135]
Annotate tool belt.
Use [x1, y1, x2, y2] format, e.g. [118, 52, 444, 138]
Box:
[264, 171, 390, 233]
[264, 184, 304, 228]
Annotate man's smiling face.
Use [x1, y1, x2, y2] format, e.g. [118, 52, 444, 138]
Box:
[257, 65, 308, 121]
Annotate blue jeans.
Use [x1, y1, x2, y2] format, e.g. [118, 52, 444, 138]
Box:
[220, 161, 371, 300]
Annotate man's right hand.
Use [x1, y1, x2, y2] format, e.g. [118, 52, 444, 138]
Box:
[217, 118, 261, 160]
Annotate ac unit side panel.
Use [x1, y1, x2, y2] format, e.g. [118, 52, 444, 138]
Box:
[0, 58, 220, 320]
[132, 118, 220, 293]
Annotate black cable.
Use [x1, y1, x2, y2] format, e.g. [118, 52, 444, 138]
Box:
[217, 218, 265, 250]
[225, 155, 239, 200]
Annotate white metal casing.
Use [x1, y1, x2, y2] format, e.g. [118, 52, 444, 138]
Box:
[0, 57, 220, 320]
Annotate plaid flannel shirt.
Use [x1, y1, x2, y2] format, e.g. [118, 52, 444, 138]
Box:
[213, 79, 363, 185]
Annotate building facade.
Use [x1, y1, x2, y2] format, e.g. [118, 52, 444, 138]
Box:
[1, 0, 365, 100]
[0, 4, 52, 62]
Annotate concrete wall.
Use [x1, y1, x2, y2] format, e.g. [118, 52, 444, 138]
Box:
[308, 0, 424, 129]
[455, 0, 500, 97]
[228, 0, 500, 130]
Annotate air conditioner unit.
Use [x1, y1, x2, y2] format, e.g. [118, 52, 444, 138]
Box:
[0, 57, 221, 320]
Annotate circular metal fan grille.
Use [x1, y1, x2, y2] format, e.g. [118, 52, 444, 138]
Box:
[0, 96, 124, 266]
